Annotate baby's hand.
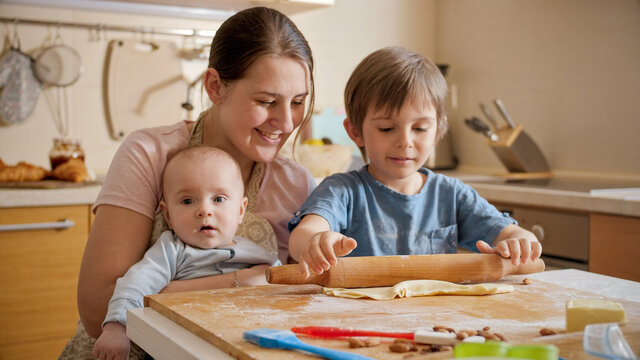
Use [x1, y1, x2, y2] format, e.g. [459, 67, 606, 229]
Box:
[299, 231, 357, 278]
[476, 238, 542, 265]
[93, 322, 130, 360]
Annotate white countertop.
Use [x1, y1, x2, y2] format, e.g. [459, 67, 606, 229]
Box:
[440, 172, 640, 217]
[0, 185, 101, 208]
[127, 269, 640, 360]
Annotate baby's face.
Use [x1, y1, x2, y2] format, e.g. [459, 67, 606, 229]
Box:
[356, 99, 438, 191]
[162, 155, 246, 249]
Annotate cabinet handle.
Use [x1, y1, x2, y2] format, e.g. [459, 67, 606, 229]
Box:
[0, 218, 75, 232]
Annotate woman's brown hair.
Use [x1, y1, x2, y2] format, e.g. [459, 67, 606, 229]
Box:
[208, 7, 315, 134]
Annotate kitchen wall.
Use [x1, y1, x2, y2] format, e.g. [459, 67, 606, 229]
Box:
[0, 3, 220, 175]
[0, 0, 638, 179]
[435, 0, 640, 179]
[0, 0, 435, 176]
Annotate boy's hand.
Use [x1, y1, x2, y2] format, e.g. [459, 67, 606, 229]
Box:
[298, 231, 357, 278]
[92, 322, 130, 360]
[476, 238, 542, 266]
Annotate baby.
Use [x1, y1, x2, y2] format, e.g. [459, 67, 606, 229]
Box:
[288, 47, 541, 278]
[93, 145, 279, 359]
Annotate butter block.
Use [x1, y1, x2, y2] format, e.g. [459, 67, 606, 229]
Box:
[566, 298, 626, 332]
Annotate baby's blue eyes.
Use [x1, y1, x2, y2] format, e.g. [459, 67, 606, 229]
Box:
[180, 197, 226, 205]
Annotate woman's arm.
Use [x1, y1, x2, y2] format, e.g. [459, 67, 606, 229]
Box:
[78, 205, 152, 338]
[160, 264, 272, 293]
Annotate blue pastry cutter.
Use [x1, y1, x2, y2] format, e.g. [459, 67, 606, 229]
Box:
[243, 328, 374, 360]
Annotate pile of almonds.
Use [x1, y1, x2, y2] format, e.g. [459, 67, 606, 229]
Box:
[347, 325, 508, 355]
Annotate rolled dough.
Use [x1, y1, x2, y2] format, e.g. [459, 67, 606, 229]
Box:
[323, 280, 514, 300]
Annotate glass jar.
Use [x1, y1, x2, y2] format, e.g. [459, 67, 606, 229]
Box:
[49, 138, 85, 170]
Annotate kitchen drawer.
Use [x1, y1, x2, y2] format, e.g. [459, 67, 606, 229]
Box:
[494, 203, 589, 262]
[589, 213, 640, 281]
[0, 205, 91, 359]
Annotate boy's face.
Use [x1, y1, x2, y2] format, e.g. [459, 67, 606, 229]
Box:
[346, 99, 438, 192]
[161, 155, 247, 249]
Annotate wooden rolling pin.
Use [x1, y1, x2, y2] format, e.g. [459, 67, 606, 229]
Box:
[266, 253, 545, 288]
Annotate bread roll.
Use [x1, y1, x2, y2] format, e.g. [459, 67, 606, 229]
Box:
[0, 161, 49, 182]
[52, 158, 89, 183]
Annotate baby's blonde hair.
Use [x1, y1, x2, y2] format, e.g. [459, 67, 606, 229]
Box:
[161, 145, 243, 199]
[344, 46, 448, 161]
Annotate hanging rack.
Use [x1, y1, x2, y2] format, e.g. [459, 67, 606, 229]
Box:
[0, 16, 216, 39]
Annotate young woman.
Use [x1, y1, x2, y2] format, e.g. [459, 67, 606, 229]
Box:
[60, 7, 316, 359]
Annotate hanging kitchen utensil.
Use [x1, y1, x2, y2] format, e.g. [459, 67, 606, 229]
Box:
[0, 24, 41, 125]
[104, 38, 186, 140]
[32, 27, 80, 137]
[33, 32, 82, 87]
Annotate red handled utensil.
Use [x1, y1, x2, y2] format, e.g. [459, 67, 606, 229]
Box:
[291, 326, 485, 345]
[292, 326, 414, 340]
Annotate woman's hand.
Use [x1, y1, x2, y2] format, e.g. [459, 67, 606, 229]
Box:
[298, 231, 357, 278]
[476, 224, 542, 265]
[92, 322, 130, 360]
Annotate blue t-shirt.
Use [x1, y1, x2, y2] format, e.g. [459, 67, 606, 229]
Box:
[289, 166, 515, 256]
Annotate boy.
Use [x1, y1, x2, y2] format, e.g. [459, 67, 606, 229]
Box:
[288, 47, 541, 278]
[93, 146, 279, 359]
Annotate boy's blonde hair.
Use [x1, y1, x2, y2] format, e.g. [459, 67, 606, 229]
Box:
[344, 46, 448, 161]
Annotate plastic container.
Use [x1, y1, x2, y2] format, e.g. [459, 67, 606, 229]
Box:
[583, 323, 637, 360]
[454, 342, 559, 360]
[454, 341, 510, 358]
[508, 344, 559, 360]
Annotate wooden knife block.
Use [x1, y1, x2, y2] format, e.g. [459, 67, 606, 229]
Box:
[487, 125, 551, 177]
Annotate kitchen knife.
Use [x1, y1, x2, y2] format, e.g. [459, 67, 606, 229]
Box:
[266, 253, 545, 288]
[479, 102, 499, 129]
[465, 117, 499, 142]
[494, 99, 517, 128]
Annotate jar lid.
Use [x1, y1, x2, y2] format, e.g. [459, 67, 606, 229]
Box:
[54, 137, 82, 145]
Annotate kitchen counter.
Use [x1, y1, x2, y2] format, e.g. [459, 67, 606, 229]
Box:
[0, 184, 101, 208]
[1, 173, 638, 217]
[442, 172, 640, 217]
[128, 269, 640, 360]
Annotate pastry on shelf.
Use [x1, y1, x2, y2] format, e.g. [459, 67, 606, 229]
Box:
[0, 160, 49, 182]
[52, 158, 89, 183]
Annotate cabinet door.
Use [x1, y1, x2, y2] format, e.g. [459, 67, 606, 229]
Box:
[589, 213, 640, 281]
[0, 205, 90, 359]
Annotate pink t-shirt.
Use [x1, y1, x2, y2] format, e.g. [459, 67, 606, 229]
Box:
[94, 121, 316, 262]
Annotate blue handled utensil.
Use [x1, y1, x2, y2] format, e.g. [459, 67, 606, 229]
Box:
[243, 328, 375, 360]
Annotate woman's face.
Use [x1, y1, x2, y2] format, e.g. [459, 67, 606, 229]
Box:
[212, 55, 310, 164]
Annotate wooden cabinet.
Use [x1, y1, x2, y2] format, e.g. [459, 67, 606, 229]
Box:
[589, 213, 640, 282]
[0, 205, 91, 360]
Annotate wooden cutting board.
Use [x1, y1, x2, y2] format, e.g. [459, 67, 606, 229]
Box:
[145, 278, 640, 360]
